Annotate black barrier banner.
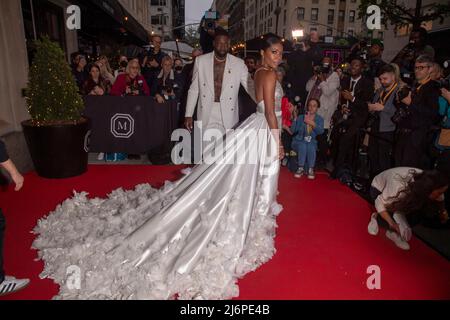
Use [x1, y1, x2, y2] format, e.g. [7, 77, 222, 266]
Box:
[83, 96, 178, 154]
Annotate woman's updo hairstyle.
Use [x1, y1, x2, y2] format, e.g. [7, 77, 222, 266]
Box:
[260, 33, 283, 51]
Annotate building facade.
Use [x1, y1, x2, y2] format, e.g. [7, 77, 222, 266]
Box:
[215, 0, 246, 44]
[244, 0, 379, 41]
[119, 0, 152, 33]
[150, 0, 185, 40]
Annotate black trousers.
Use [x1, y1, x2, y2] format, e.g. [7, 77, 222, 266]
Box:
[281, 130, 293, 154]
[0, 208, 5, 283]
[368, 131, 395, 179]
[394, 129, 429, 169]
[316, 130, 329, 165]
[334, 126, 361, 172]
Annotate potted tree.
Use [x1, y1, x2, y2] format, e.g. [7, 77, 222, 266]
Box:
[22, 36, 88, 179]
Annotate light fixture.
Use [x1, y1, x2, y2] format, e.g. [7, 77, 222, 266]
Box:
[292, 29, 304, 39]
[124, 16, 129, 21]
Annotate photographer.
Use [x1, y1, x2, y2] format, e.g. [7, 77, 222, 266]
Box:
[72, 53, 88, 91]
[286, 39, 313, 107]
[199, 13, 217, 54]
[331, 57, 374, 181]
[394, 55, 440, 169]
[142, 35, 167, 89]
[368, 168, 448, 250]
[152, 56, 183, 104]
[393, 27, 435, 85]
[366, 40, 387, 90]
[305, 56, 340, 167]
[114, 55, 128, 79]
[110, 59, 150, 97]
[367, 64, 400, 178]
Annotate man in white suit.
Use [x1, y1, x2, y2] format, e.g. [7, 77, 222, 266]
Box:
[184, 28, 251, 137]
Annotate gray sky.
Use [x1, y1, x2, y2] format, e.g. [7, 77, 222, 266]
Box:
[185, 0, 213, 25]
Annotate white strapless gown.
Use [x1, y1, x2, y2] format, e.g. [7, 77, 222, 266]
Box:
[33, 90, 284, 300]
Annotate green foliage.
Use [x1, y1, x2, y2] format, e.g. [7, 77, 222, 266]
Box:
[26, 36, 84, 123]
[358, 0, 450, 28]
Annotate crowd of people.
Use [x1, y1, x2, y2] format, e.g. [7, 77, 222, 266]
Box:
[0, 25, 450, 298]
[70, 35, 203, 161]
[70, 28, 450, 251]
[264, 27, 450, 250]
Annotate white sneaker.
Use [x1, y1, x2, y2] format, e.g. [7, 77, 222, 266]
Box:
[368, 213, 379, 236]
[0, 276, 30, 296]
[307, 168, 316, 180]
[295, 167, 304, 178]
[386, 230, 410, 250]
[97, 153, 105, 161]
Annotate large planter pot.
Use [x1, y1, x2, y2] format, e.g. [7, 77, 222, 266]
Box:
[22, 119, 89, 179]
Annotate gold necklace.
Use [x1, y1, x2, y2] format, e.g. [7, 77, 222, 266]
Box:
[214, 54, 226, 62]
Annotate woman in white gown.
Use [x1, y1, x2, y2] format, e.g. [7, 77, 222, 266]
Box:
[33, 35, 285, 300]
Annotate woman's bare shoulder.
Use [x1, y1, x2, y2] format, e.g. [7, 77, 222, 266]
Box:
[255, 68, 277, 82]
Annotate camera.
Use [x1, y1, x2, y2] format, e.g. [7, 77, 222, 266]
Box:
[397, 85, 411, 101]
[203, 10, 218, 31]
[436, 76, 450, 90]
[314, 63, 331, 75]
[392, 86, 412, 123]
[162, 85, 174, 95]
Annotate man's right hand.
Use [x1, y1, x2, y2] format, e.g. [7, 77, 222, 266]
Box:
[185, 117, 194, 132]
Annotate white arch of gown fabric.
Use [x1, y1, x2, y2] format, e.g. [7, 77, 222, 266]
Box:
[32, 83, 284, 300]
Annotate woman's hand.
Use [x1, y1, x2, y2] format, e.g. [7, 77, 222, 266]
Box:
[441, 88, 450, 104]
[279, 144, 285, 160]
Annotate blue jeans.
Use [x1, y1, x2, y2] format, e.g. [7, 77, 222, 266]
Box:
[293, 140, 317, 170]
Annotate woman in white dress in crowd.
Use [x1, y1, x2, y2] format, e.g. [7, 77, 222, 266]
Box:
[33, 35, 285, 300]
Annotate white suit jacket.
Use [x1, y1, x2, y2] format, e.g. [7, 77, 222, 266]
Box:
[185, 52, 249, 129]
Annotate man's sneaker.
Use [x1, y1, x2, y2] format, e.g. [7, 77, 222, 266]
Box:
[0, 276, 30, 296]
[386, 230, 410, 250]
[368, 213, 379, 236]
[97, 153, 105, 161]
[307, 168, 316, 180]
[295, 167, 304, 178]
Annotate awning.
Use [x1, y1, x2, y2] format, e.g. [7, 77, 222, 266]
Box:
[76, 0, 149, 44]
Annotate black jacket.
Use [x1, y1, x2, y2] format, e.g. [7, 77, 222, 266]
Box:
[340, 76, 375, 128]
[397, 80, 441, 130]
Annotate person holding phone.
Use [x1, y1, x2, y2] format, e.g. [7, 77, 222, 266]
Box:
[291, 98, 325, 179]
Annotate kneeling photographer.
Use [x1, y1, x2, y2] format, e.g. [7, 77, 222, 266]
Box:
[394, 55, 441, 169]
[367, 64, 400, 178]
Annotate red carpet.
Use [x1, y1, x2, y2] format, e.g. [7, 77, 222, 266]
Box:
[0, 165, 449, 300]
